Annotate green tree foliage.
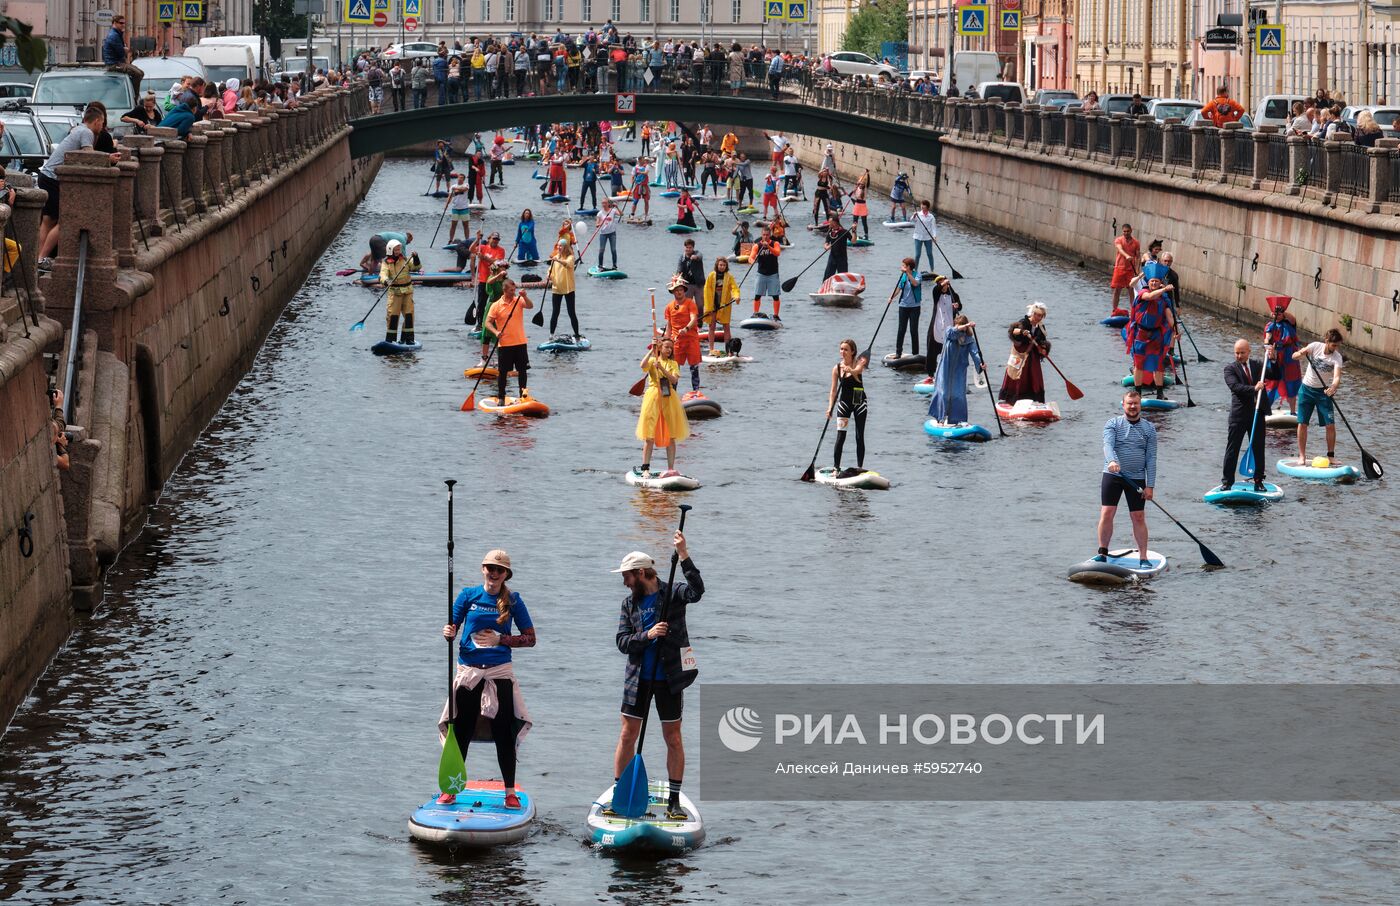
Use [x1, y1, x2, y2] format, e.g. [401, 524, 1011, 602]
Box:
[839, 1, 909, 60]
[253, 0, 309, 60]
[0, 16, 47, 72]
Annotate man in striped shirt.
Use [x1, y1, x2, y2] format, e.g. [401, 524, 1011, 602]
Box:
[1096, 390, 1158, 567]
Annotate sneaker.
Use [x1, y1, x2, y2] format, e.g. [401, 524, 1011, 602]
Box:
[1217, 483, 1233, 493]
[1253, 482, 1267, 493]
[37, 257, 53, 272]
[837, 467, 861, 479]
[660, 469, 680, 478]
[1091, 553, 1108, 563]
[772, 314, 782, 322]
[1139, 559, 1151, 569]
[503, 791, 521, 809]
[665, 805, 687, 821]
[436, 792, 456, 805]
[919, 377, 934, 385]
[640, 469, 652, 479]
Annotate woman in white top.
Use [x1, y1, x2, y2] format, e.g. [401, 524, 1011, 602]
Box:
[911, 200, 937, 272]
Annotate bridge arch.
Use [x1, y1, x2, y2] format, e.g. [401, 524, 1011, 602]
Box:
[347, 93, 940, 166]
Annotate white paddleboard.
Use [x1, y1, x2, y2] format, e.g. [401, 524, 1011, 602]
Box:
[625, 468, 701, 491]
[586, 783, 705, 854]
[813, 467, 890, 490]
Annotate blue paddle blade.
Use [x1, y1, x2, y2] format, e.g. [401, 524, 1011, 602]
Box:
[1239, 427, 1258, 478]
[350, 322, 365, 333]
[613, 754, 650, 819]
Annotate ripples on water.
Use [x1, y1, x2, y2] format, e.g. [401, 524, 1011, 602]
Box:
[3, 154, 1399, 903]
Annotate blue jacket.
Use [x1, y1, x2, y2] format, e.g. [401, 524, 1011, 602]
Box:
[101, 27, 126, 66]
[158, 106, 196, 138]
[617, 558, 703, 705]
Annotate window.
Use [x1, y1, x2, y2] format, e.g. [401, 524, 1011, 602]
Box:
[582, 0, 591, 20]
[480, 0, 489, 19]
[700, 0, 710, 23]
[612, 0, 621, 20]
[544, 0, 553, 19]
[670, 0, 679, 22]
[505, 0, 514, 17]
[732, 0, 740, 22]
[436, 0, 445, 21]
[558, 0, 565, 20]
[454, 0, 464, 19]
[641, 0, 650, 20]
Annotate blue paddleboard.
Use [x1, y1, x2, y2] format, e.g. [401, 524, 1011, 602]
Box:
[1203, 482, 1285, 505]
[538, 335, 592, 351]
[371, 339, 422, 356]
[923, 420, 992, 441]
[409, 781, 535, 846]
[1275, 458, 1360, 483]
[1140, 398, 1180, 411]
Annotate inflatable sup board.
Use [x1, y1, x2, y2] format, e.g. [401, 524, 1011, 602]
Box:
[1265, 413, 1298, 429]
[813, 467, 890, 490]
[681, 391, 722, 418]
[995, 400, 1061, 422]
[408, 780, 535, 846]
[883, 221, 914, 229]
[1067, 549, 1168, 585]
[667, 223, 700, 233]
[740, 313, 781, 330]
[701, 352, 754, 365]
[883, 353, 926, 371]
[538, 335, 592, 352]
[625, 468, 701, 491]
[923, 420, 992, 441]
[1139, 398, 1180, 411]
[358, 272, 469, 287]
[1121, 374, 1175, 386]
[1276, 458, 1360, 483]
[479, 395, 550, 417]
[586, 783, 704, 854]
[588, 267, 628, 279]
[1203, 482, 1285, 505]
[371, 339, 422, 356]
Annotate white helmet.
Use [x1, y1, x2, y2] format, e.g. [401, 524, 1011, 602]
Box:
[386, 240, 403, 254]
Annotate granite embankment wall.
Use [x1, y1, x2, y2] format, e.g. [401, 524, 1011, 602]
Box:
[0, 84, 378, 728]
[793, 123, 1400, 377]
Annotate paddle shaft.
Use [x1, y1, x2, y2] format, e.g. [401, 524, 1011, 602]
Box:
[430, 190, 455, 247]
[970, 326, 1006, 437]
[351, 278, 395, 330]
[1239, 382, 1266, 479]
[635, 505, 692, 754]
[628, 289, 659, 395]
[1173, 328, 1196, 407]
[933, 238, 963, 280]
[462, 292, 528, 409]
[688, 197, 715, 230]
[782, 225, 852, 294]
[445, 480, 456, 719]
[1178, 313, 1210, 362]
[1306, 356, 1382, 478]
[1115, 474, 1225, 567]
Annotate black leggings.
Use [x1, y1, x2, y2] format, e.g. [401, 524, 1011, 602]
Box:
[833, 399, 867, 469]
[896, 307, 921, 356]
[550, 291, 579, 335]
[580, 181, 597, 207]
[452, 678, 519, 787]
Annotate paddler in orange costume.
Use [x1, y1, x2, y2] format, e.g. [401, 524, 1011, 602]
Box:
[663, 275, 704, 398]
[1110, 222, 1140, 315]
[485, 278, 534, 407]
[635, 335, 689, 479]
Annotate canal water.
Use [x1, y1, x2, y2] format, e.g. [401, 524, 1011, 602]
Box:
[3, 141, 1400, 903]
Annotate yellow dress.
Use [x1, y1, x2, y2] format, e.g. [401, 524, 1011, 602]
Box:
[635, 357, 690, 444]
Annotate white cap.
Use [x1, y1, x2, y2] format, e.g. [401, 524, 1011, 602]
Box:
[611, 551, 655, 573]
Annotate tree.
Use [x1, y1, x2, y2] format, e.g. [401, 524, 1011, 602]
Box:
[0, 15, 47, 72]
[839, 0, 909, 61]
[253, 0, 309, 60]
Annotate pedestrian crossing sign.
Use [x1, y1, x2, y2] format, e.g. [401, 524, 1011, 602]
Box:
[958, 5, 989, 36]
[1000, 10, 1020, 31]
[180, 0, 203, 20]
[402, 0, 421, 15]
[373, 0, 389, 10]
[765, 0, 786, 20]
[1256, 24, 1284, 55]
[345, 0, 373, 23]
[157, 2, 176, 22]
[786, 1, 808, 21]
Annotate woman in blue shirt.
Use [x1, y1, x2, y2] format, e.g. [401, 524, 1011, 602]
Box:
[440, 549, 536, 809]
[514, 209, 539, 263]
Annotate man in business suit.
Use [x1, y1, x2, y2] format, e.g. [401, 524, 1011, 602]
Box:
[1220, 338, 1271, 493]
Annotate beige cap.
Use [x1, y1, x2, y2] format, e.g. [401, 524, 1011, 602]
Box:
[611, 551, 655, 573]
[481, 549, 513, 578]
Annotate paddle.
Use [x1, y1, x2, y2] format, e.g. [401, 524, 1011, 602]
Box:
[689, 197, 715, 231]
[613, 504, 692, 820]
[782, 225, 852, 294]
[461, 291, 527, 411]
[349, 282, 392, 332]
[1040, 350, 1084, 401]
[1173, 329, 1197, 407]
[628, 288, 659, 397]
[483, 176, 497, 210]
[801, 279, 902, 481]
[1239, 383, 1266, 480]
[574, 216, 605, 270]
[970, 326, 1006, 437]
[438, 479, 468, 800]
[933, 238, 963, 280]
[1306, 356, 1384, 480]
[1115, 474, 1225, 568]
[464, 230, 485, 325]
[1176, 310, 1211, 362]
[430, 188, 455, 248]
[529, 263, 558, 327]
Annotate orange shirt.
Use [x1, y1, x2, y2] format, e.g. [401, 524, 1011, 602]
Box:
[476, 242, 505, 282]
[487, 294, 528, 346]
[665, 297, 698, 336]
[1202, 96, 1244, 128]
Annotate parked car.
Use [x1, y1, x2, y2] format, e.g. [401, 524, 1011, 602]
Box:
[1253, 94, 1307, 129]
[30, 65, 137, 136]
[380, 42, 441, 62]
[36, 110, 83, 147]
[0, 106, 49, 173]
[0, 82, 34, 101]
[1042, 97, 1081, 110]
[1100, 94, 1154, 116]
[1183, 109, 1255, 130]
[1032, 89, 1076, 106]
[1339, 105, 1400, 138]
[1147, 98, 1203, 122]
[135, 55, 207, 105]
[976, 81, 1024, 104]
[826, 51, 898, 82]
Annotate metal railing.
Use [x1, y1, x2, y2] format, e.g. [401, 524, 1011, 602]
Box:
[61, 230, 89, 425]
[1094, 117, 1113, 155]
[1229, 131, 1254, 175]
[1336, 143, 1371, 196]
[1117, 116, 1136, 160]
[1141, 123, 1163, 164]
[1071, 114, 1089, 151]
[1199, 127, 1221, 171]
[1390, 151, 1400, 203]
[1043, 113, 1064, 146]
[1266, 134, 1290, 180]
[1296, 139, 1324, 187]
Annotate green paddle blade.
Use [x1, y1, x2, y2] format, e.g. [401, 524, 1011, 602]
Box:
[613, 753, 650, 819]
[438, 725, 467, 795]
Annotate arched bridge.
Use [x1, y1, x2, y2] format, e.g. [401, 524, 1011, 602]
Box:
[346, 92, 940, 166]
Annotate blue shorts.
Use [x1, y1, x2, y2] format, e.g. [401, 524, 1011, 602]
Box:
[1297, 383, 1334, 427]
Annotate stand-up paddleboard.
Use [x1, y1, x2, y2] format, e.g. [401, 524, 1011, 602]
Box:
[1067, 549, 1168, 585]
[809, 292, 862, 306]
[883, 221, 914, 229]
[810, 273, 865, 306]
[464, 365, 515, 379]
[520, 277, 548, 289]
[1265, 412, 1298, 429]
[576, 207, 599, 216]
[1139, 398, 1180, 411]
[625, 468, 701, 491]
[813, 467, 890, 490]
[740, 313, 781, 330]
[501, 158, 516, 165]
[409, 781, 535, 846]
[721, 199, 738, 206]
[525, 152, 542, 160]
[1203, 482, 1285, 505]
[912, 379, 937, 394]
[532, 172, 548, 180]
[611, 193, 632, 201]
[371, 339, 423, 355]
[588, 267, 627, 279]
[427, 190, 450, 198]
[467, 202, 488, 212]
[1121, 374, 1175, 386]
[1100, 314, 1130, 328]
[667, 223, 700, 234]
[625, 217, 654, 226]
[544, 194, 570, 203]
[659, 190, 681, 198]
[357, 272, 470, 287]
[782, 193, 802, 202]
[736, 206, 759, 215]
[586, 783, 705, 854]
[682, 391, 722, 418]
[850, 237, 875, 247]
[923, 420, 992, 441]
[701, 351, 755, 365]
[538, 335, 592, 352]
[512, 258, 541, 268]
[479, 395, 550, 417]
[883, 353, 925, 371]
[996, 400, 1061, 422]
[1276, 458, 1360, 483]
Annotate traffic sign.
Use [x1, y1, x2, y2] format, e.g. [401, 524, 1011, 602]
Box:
[404, 15, 418, 30]
[344, 0, 372, 23]
[1000, 10, 1020, 30]
[1256, 24, 1284, 54]
[181, 0, 204, 20]
[373, 0, 388, 9]
[958, 5, 988, 35]
[157, 2, 176, 22]
[403, 0, 420, 14]
[95, 9, 115, 26]
[373, 10, 387, 26]
[615, 93, 636, 114]
[1001, 0, 1018, 7]
[765, 0, 786, 20]
[786, 0, 808, 21]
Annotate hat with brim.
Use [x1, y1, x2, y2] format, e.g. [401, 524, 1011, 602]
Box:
[611, 551, 655, 573]
[481, 549, 513, 578]
[668, 274, 688, 292]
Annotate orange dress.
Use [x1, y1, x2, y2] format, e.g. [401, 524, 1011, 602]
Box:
[664, 298, 701, 366]
[1110, 236, 1140, 289]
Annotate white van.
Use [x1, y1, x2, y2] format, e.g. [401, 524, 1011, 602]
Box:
[135, 55, 206, 104]
[1254, 94, 1307, 130]
[195, 35, 274, 80]
[187, 43, 256, 88]
[948, 51, 1000, 95]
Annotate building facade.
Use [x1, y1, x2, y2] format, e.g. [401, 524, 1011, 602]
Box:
[908, 0, 1023, 81]
[9, 0, 256, 65]
[1072, 0, 1193, 99]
